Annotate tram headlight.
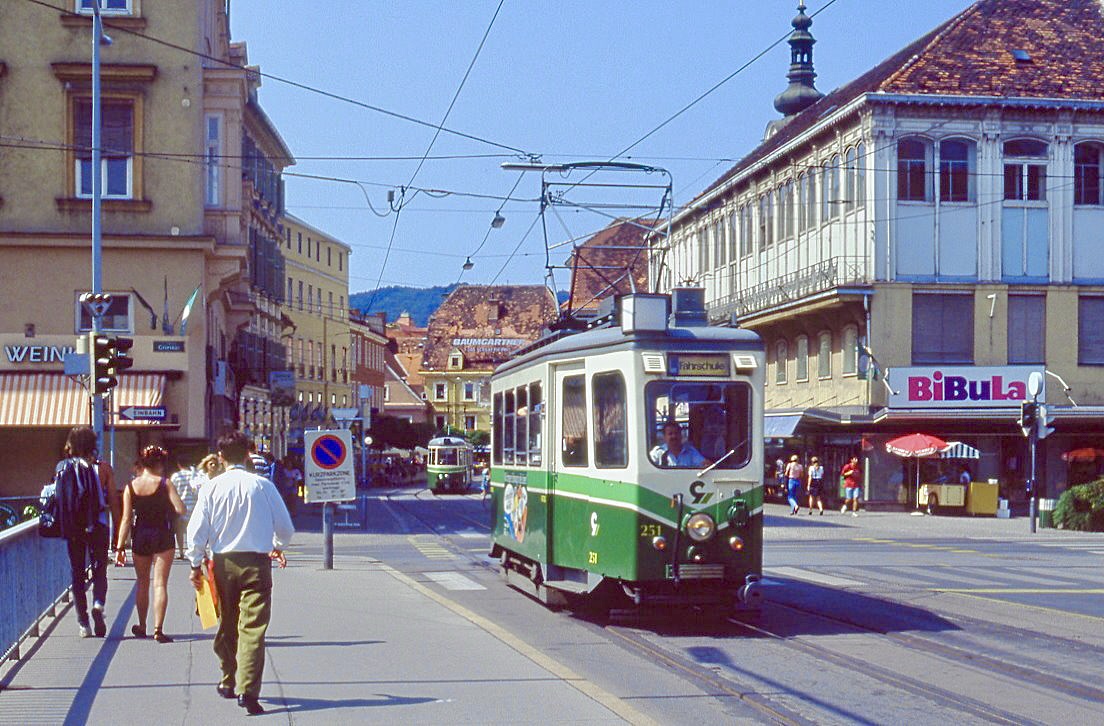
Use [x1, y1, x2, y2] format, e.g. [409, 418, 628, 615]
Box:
[651, 536, 667, 551]
[728, 535, 745, 551]
[684, 512, 716, 542]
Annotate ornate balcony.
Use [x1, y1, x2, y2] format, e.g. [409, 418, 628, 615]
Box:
[708, 255, 871, 323]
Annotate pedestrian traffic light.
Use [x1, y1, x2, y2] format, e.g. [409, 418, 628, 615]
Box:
[1036, 404, 1055, 440]
[1018, 400, 1038, 438]
[88, 333, 134, 395]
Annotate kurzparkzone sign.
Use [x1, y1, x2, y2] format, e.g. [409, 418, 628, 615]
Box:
[886, 366, 1044, 409]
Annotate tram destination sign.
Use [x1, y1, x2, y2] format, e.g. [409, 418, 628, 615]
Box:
[668, 354, 730, 377]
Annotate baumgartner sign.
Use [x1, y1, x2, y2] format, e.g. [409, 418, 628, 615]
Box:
[887, 366, 1044, 409]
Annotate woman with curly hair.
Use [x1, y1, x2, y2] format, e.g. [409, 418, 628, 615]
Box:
[114, 445, 186, 642]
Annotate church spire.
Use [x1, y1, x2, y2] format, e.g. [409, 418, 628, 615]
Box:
[773, 1, 824, 117]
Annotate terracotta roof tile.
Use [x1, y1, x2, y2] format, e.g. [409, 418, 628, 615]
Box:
[565, 219, 652, 312]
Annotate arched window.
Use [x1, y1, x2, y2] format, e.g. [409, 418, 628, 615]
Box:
[797, 173, 808, 234]
[806, 170, 818, 229]
[795, 335, 809, 381]
[842, 325, 859, 376]
[775, 340, 788, 384]
[1074, 142, 1104, 206]
[845, 147, 857, 210]
[821, 163, 832, 222]
[855, 143, 866, 208]
[1003, 139, 1048, 201]
[829, 155, 842, 218]
[939, 139, 976, 203]
[898, 138, 932, 201]
[817, 331, 833, 379]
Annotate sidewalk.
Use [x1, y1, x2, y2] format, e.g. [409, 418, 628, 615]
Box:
[0, 534, 632, 725]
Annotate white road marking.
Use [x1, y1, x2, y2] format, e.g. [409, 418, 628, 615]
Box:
[766, 566, 865, 588]
[423, 571, 486, 591]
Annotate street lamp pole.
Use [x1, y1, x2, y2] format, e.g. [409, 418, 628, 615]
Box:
[90, 1, 108, 451]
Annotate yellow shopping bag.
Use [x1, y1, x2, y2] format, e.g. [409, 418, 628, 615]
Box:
[195, 576, 219, 629]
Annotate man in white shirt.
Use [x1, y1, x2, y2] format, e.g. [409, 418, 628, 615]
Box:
[187, 431, 294, 716]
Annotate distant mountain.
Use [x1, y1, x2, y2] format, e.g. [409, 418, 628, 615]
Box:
[350, 285, 457, 327]
[350, 285, 571, 328]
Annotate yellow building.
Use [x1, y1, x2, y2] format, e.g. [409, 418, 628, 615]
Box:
[0, 1, 291, 492]
[279, 213, 353, 453]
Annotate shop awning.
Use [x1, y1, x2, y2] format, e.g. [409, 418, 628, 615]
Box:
[764, 414, 802, 439]
[940, 441, 980, 459]
[0, 373, 167, 427]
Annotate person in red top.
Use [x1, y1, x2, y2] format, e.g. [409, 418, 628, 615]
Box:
[840, 456, 861, 516]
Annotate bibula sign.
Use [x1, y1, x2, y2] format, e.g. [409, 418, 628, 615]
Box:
[668, 354, 730, 377]
[887, 366, 1043, 409]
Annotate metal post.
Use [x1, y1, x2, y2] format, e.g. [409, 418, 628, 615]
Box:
[90, 1, 105, 452]
[1028, 432, 1038, 534]
[322, 502, 333, 570]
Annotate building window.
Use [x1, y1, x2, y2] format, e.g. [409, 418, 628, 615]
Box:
[826, 155, 841, 220]
[286, 277, 293, 306]
[842, 325, 858, 376]
[74, 98, 134, 199]
[464, 415, 476, 431]
[939, 139, 975, 203]
[1004, 139, 1048, 201]
[1078, 296, 1104, 365]
[775, 340, 788, 384]
[78, 0, 132, 14]
[806, 170, 818, 229]
[76, 293, 131, 332]
[463, 382, 475, 401]
[740, 204, 752, 258]
[845, 147, 857, 210]
[297, 281, 303, 310]
[855, 142, 866, 208]
[713, 219, 726, 268]
[758, 194, 773, 251]
[1074, 142, 1104, 206]
[898, 138, 931, 202]
[727, 212, 738, 262]
[817, 331, 832, 378]
[327, 247, 332, 267]
[1008, 294, 1045, 364]
[435, 415, 446, 430]
[338, 252, 344, 272]
[328, 291, 334, 316]
[795, 335, 809, 382]
[797, 173, 808, 234]
[297, 233, 302, 255]
[204, 114, 220, 206]
[912, 293, 974, 364]
[561, 374, 588, 467]
[434, 382, 446, 400]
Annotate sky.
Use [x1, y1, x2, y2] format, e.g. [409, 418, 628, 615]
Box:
[229, 1, 974, 295]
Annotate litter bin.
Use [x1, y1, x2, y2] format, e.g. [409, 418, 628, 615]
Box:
[1038, 498, 1056, 529]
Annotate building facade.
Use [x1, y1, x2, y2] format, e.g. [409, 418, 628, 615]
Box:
[658, 0, 1104, 504]
[0, 0, 290, 491]
[279, 213, 352, 453]
[421, 285, 556, 436]
[349, 310, 388, 426]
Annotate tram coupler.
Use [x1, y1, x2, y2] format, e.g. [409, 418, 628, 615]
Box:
[736, 573, 763, 609]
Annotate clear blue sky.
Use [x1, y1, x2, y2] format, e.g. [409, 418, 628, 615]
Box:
[230, 1, 972, 295]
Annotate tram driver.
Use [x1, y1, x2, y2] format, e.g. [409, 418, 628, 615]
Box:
[650, 421, 713, 468]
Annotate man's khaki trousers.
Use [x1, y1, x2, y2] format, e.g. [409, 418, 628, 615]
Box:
[212, 552, 272, 698]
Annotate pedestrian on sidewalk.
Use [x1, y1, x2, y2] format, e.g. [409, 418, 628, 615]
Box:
[784, 454, 805, 515]
[806, 456, 825, 515]
[187, 431, 295, 716]
[114, 445, 186, 643]
[840, 456, 862, 517]
[54, 426, 111, 638]
[170, 456, 203, 560]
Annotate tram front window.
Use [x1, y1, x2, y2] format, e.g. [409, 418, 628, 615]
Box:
[438, 448, 459, 466]
[646, 381, 752, 469]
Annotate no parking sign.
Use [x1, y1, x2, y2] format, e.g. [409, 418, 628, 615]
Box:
[304, 429, 356, 503]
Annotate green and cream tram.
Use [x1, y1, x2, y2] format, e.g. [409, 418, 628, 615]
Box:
[489, 289, 765, 614]
[426, 436, 473, 493]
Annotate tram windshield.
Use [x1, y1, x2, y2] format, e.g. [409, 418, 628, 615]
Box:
[646, 381, 752, 470]
[435, 448, 460, 466]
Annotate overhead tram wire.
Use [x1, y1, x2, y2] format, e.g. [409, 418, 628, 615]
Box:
[20, 0, 530, 157]
[364, 0, 507, 311]
[490, 212, 543, 286]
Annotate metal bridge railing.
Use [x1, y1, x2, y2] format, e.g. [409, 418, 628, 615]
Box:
[0, 518, 73, 663]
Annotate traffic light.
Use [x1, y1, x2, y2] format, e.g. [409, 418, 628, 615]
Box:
[1018, 400, 1038, 438]
[88, 333, 134, 395]
[1037, 404, 1055, 440]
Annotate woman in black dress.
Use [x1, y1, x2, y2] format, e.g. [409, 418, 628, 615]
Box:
[114, 445, 186, 642]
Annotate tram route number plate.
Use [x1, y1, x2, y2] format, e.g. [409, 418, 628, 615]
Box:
[668, 354, 730, 377]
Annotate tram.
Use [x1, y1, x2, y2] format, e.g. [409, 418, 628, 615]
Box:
[489, 289, 765, 614]
[426, 436, 473, 493]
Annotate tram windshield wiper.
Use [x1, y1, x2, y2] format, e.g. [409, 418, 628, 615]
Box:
[698, 449, 737, 477]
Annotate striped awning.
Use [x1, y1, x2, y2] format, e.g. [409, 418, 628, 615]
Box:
[940, 441, 981, 459]
[0, 373, 166, 427]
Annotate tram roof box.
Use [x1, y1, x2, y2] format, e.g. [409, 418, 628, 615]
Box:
[615, 293, 669, 334]
[669, 287, 708, 328]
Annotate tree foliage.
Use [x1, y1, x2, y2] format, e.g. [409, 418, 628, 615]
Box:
[1053, 479, 1104, 531]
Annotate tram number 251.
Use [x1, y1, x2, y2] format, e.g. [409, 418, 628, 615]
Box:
[639, 523, 662, 538]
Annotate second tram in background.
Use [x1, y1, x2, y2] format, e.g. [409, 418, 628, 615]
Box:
[489, 288, 765, 615]
[426, 436, 473, 494]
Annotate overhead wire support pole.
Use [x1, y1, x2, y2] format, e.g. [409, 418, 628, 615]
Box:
[90, 0, 106, 451]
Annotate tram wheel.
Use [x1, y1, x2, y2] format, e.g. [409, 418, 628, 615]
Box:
[926, 493, 939, 516]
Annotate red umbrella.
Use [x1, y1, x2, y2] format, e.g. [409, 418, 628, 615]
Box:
[1061, 448, 1104, 463]
[886, 433, 948, 458]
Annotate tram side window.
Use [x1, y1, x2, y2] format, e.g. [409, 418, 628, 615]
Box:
[561, 374, 588, 467]
[515, 386, 529, 466]
[646, 381, 752, 469]
[529, 382, 542, 466]
[492, 392, 503, 465]
[504, 390, 516, 464]
[593, 372, 628, 468]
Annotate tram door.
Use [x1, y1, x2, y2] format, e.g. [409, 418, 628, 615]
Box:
[550, 363, 588, 567]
